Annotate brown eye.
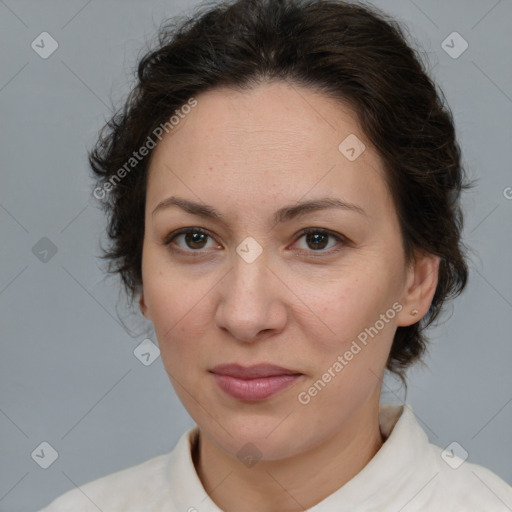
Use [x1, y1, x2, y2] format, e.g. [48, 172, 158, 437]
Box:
[294, 228, 347, 253]
[305, 232, 329, 250]
[182, 231, 208, 249]
[164, 228, 219, 252]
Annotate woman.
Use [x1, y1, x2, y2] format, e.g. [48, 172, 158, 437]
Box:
[39, 0, 512, 510]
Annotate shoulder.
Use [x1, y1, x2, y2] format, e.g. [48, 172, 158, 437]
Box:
[379, 405, 512, 511]
[37, 451, 175, 512]
[425, 442, 512, 511]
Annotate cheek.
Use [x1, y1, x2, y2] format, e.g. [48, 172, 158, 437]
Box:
[307, 269, 396, 345]
[297, 263, 400, 396]
[149, 287, 204, 339]
[142, 262, 215, 361]
[295, 279, 398, 426]
[142, 245, 195, 322]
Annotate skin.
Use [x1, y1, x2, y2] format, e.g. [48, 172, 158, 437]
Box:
[139, 80, 440, 512]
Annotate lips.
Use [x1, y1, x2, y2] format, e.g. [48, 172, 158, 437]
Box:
[210, 363, 303, 401]
[211, 363, 301, 379]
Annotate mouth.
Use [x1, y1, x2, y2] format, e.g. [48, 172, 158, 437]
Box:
[209, 363, 303, 401]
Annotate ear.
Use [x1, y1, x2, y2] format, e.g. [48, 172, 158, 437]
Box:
[139, 291, 149, 319]
[396, 251, 441, 327]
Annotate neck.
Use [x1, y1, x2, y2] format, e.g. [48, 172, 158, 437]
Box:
[193, 400, 385, 512]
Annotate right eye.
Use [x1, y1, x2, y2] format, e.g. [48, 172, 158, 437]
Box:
[163, 227, 222, 254]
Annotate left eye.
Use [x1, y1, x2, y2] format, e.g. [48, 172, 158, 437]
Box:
[293, 228, 344, 252]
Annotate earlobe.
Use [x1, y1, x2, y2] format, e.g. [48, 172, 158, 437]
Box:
[397, 251, 440, 327]
[139, 291, 148, 319]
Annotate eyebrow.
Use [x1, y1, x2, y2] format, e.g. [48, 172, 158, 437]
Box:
[152, 195, 367, 225]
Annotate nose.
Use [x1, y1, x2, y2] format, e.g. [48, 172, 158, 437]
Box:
[214, 252, 288, 344]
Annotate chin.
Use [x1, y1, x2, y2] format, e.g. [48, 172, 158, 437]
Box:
[200, 410, 315, 462]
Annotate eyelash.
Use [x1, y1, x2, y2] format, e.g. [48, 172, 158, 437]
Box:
[162, 227, 349, 257]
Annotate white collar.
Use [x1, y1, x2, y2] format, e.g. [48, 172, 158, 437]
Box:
[166, 404, 432, 511]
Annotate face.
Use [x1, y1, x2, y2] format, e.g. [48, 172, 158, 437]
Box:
[140, 80, 436, 460]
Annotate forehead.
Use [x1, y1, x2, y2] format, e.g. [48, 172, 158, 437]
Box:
[146, 81, 391, 219]
[153, 81, 368, 159]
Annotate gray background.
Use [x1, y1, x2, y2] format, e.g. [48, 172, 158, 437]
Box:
[1, 0, 511, 510]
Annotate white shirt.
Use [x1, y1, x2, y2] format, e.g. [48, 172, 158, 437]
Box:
[38, 404, 512, 511]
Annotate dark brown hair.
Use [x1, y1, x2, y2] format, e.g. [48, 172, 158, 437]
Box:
[89, 0, 472, 380]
